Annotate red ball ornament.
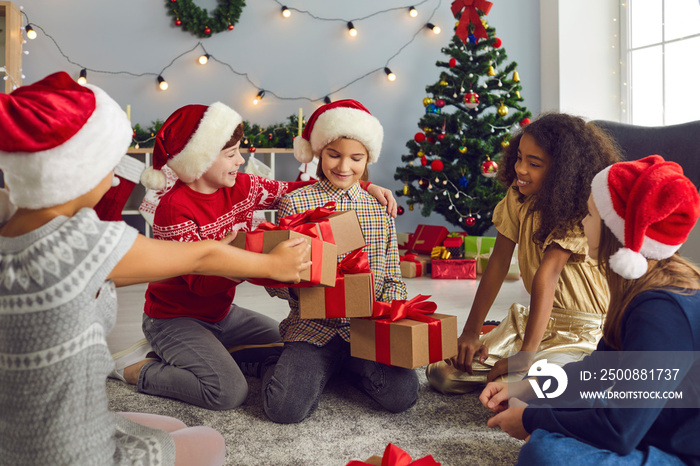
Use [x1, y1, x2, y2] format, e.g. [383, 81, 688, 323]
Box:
[448, 58, 457, 68]
[170, 0, 176, 2]
[464, 91, 480, 109]
[228, 24, 235, 31]
[418, 178, 429, 189]
[421, 155, 427, 166]
[430, 159, 444, 171]
[493, 37, 502, 48]
[174, 19, 182, 26]
[397, 206, 405, 216]
[465, 216, 476, 227]
[520, 117, 531, 127]
[204, 27, 212, 35]
[427, 136, 436, 144]
[437, 133, 445, 141]
[414, 132, 426, 143]
[481, 160, 498, 178]
[435, 98, 446, 108]
[248, 146, 257, 153]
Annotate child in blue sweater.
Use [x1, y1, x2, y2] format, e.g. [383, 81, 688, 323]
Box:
[479, 155, 700, 465]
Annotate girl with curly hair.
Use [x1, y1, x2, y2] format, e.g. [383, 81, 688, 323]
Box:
[427, 112, 621, 394]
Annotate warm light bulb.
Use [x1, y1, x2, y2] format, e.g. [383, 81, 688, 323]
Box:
[347, 22, 357, 37]
[25, 25, 37, 40]
[281, 6, 291, 18]
[198, 54, 210, 65]
[426, 23, 441, 34]
[384, 67, 396, 82]
[157, 75, 168, 91]
[408, 6, 417, 17]
[253, 90, 265, 105]
[77, 69, 87, 85]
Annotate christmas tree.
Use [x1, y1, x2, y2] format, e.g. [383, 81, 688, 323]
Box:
[394, 1, 531, 234]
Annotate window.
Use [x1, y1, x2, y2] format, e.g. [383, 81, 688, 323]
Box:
[623, 0, 700, 125]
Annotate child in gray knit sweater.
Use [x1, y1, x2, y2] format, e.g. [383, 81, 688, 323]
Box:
[0, 72, 310, 466]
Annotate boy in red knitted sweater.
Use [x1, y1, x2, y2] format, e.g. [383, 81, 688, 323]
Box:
[112, 102, 396, 410]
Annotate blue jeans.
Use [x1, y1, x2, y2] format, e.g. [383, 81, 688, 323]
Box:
[261, 336, 419, 424]
[518, 430, 687, 466]
[140, 304, 281, 410]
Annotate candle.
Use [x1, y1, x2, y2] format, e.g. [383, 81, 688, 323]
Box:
[298, 107, 303, 136]
[126, 104, 131, 124]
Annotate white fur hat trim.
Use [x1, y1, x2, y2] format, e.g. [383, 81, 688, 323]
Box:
[306, 107, 383, 164]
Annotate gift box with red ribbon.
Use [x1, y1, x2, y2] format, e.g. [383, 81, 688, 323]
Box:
[300, 202, 366, 256]
[299, 249, 374, 319]
[399, 253, 430, 278]
[431, 259, 476, 279]
[231, 223, 337, 287]
[346, 443, 440, 466]
[443, 236, 464, 259]
[397, 232, 414, 255]
[406, 225, 449, 255]
[350, 295, 458, 369]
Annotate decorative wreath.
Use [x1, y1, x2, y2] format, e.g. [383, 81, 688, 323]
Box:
[166, 0, 246, 38]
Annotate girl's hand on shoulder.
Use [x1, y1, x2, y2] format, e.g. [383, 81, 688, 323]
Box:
[267, 238, 312, 283]
[486, 398, 529, 440]
[366, 183, 397, 218]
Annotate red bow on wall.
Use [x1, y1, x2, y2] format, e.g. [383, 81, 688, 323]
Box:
[450, 0, 493, 43]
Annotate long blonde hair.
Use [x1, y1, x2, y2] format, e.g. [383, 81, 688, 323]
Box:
[598, 222, 700, 350]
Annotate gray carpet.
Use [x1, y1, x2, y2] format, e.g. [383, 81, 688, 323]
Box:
[107, 370, 523, 466]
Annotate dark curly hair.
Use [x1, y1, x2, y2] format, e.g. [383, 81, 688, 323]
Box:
[497, 113, 621, 245]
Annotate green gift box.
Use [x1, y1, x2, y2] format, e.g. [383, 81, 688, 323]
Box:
[463, 236, 496, 274]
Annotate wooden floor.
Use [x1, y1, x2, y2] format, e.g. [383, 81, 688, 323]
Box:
[109, 276, 529, 353]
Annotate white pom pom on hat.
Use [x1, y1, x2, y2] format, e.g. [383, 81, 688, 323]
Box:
[294, 99, 383, 164]
[141, 102, 242, 190]
[591, 155, 700, 280]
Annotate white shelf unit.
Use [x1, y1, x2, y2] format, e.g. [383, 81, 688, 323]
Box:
[121, 147, 295, 237]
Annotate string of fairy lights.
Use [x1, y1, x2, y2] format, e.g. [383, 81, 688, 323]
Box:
[11, 1, 446, 105]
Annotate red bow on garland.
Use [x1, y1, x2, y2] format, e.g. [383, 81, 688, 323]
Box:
[451, 0, 493, 43]
[345, 443, 440, 466]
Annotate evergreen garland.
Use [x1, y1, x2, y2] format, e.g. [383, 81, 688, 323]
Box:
[165, 0, 245, 38]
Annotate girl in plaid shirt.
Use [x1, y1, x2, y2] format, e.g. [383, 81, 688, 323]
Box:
[262, 100, 419, 423]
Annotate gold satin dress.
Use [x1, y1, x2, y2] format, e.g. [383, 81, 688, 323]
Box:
[426, 187, 609, 394]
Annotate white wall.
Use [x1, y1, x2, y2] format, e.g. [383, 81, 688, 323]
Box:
[17, 0, 541, 233]
[540, 0, 621, 121]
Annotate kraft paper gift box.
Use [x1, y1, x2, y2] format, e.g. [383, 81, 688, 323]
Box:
[350, 295, 458, 369]
[431, 259, 477, 279]
[231, 228, 337, 286]
[463, 236, 496, 274]
[346, 443, 440, 466]
[406, 225, 449, 255]
[397, 232, 413, 255]
[399, 253, 430, 278]
[298, 250, 374, 319]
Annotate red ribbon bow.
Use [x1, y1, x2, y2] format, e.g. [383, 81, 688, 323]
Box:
[324, 249, 373, 319]
[451, 0, 493, 43]
[371, 294, 437, 322]
[345, 443, 440, 466]
[278, 201, 337, 244]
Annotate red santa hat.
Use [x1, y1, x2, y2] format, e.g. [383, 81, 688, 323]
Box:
[591, 155, 700, 279]
[0, 71, 131, 210]
[294, 99, 383, 164]
[140, 102, 242, 190]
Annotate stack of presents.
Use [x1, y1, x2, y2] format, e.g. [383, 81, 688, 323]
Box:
[231, 203, 458, 370]
[397, 224, 520, 281]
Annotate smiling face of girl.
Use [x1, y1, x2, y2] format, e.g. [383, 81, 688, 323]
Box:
[513, 133, 552, 197]
[318, 138, 369, 190]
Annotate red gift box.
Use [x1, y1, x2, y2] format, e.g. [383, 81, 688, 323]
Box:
[346, 443, 441, 466]
[431, 259, 476, 279]
[407, 225, 449, 255]
[299, 250, 374, 319]
[350, 295, 458, 369]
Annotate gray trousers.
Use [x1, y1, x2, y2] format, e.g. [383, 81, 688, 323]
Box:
[139, 304, 281, 410]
